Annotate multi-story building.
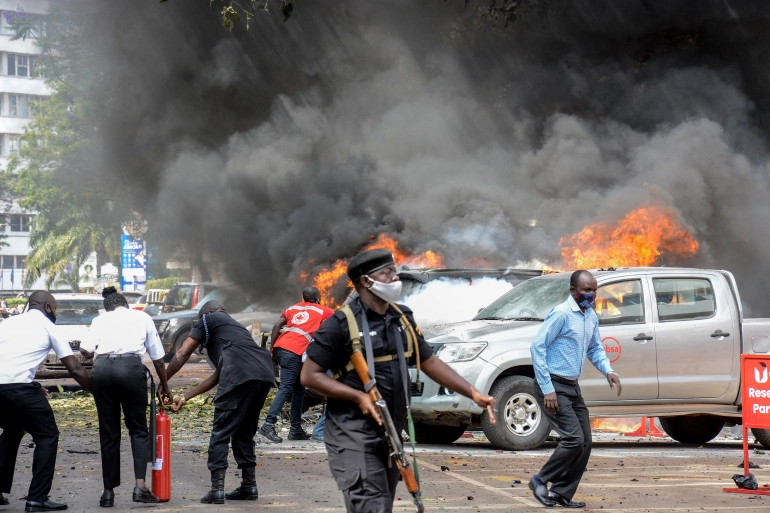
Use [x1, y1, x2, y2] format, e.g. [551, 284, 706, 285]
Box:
[0, 0, 49, 292]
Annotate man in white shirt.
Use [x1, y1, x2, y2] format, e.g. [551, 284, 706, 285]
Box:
[79, 287, 170, 508]
[0, 291, 92, 513]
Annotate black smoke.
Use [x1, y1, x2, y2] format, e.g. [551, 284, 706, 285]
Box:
[71, 1, 770, 312]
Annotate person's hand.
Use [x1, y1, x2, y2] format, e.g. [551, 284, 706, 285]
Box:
[607, 372, 622, 396]
[158, 384, 171, 404]
[543, 392, 559, 414]
[169, 394, 186, 413]
[42, 387, 50, 399]
[356, 392, 382, 425]
[470, 387, 497, 424]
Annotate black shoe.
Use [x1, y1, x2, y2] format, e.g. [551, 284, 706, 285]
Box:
[0, 493, 9, 506]
[132, 487, 159, 503]
[99, 490, 114, 508]
[258, 423, 283, 443]
[201, 470, 226, 504]
[548, 492, 586, 508]
[528, 475, 556, 507]
[225, 485, 258, 501]
[25, 500, 68, 512]
[288, 429, 311, 441]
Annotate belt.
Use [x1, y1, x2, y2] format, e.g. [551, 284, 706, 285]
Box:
[550, 374, 578, 386]
[97, 353, 141, 360]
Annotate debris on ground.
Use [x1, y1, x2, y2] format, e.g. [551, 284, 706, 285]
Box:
[738, 461, 762, 469]
[733, 473, 759, 490]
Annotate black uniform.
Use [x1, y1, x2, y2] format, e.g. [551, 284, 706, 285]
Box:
[189, 312, 275, 472]
[306, 299, 432, 513]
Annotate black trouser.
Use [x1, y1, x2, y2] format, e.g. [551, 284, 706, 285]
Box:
[207, 380, 272, 472]
[91, 356, 149, 489]
[326, 443, 400, 513]
[0, 382, 60, 502]
[533, 380, 592, 500]
[265, 348, 305, 429]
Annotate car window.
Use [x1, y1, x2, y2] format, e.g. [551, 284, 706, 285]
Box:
[56, 300, 103, 325]
[596, 280, 644, 326]
[475, 278, 569, 321]
[654, 278, 716, 322]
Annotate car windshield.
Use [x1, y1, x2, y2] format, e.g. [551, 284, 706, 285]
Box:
[56, 299, 103, 325]
[474, 278, 570, 321]
[165, 285, 195, 309]
[193, 288, 251, 313]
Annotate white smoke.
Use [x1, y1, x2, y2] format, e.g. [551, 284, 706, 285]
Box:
[402, 277, 514, 327]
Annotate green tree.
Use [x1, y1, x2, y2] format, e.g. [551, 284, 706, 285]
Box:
[8, 5, 124, 290]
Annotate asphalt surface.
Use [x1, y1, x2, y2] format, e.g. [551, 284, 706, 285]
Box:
[7, 363, 770, 512]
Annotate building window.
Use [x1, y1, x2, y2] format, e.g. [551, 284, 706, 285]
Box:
[7, 214, 30, 232]
[2, 256, 13, 269]
[8, 134, 18, 155]
[15, 255, 25, 268]
[7, 53, 29, 77]
[8, 95, 28, 117]
[28, 95, 41, 117]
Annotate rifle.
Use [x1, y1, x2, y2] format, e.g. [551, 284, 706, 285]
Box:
[349, 349, 424, 513]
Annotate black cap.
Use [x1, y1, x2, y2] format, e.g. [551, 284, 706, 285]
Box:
[347, 248, 396, 283]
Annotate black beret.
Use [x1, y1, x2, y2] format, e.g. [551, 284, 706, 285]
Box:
[347, 248, 396, 283]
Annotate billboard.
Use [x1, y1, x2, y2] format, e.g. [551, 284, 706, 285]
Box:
[741, 354, 770, 429]
[121, 234, 146, 291]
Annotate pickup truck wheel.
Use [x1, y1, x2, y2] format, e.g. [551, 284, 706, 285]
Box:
[659, 415, 725, 445]
[751, 428, 770, 449]
[481, 375, 550, 450]
[413, 423, 467, 445]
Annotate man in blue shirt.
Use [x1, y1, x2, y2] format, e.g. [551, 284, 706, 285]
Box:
[529, 270, 622, 508]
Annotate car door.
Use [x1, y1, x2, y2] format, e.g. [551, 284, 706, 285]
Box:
[580, 277, 659, 401]
[652, 275, 739, 399]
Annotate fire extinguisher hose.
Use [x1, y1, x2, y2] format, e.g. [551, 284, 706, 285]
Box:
[145, 367, 156, 462]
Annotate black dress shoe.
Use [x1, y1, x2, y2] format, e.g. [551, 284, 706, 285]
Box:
[0, 493, 9, 506]
[288, 430, 311, 441]
[528, 475, 556, 507]
[132, 487, 159, 503]
[258, 423, 283, 443]
[548, 492, 586, 508]
[99, 490, 114, 508]
[25, 500, 68, 512]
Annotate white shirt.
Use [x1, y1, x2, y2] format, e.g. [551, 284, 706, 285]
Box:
[0, 309, 74, 384]
[81, 307, 165, 361]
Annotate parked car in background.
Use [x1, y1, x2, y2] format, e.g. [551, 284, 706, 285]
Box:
[153, 286, 280, 365]
[161, 282, 224, 313]
[34, 293, 101, 379]
[122, 291, 147, 311]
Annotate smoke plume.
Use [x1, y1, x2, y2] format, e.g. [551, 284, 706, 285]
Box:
[72, 1, 770, 313]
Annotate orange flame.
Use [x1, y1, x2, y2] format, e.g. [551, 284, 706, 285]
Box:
[590, 418, 642, 432]
[559, 205, 699, 269]
[307, 234, 445, 307]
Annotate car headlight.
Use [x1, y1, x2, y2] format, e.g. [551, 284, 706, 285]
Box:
[435, 342, 487, 363]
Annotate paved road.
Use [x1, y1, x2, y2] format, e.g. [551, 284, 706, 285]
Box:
[16, 363, 770, 512]
[4, 433, 770, 512]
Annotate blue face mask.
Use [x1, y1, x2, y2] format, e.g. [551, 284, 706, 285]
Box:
[573, 292, 596, 309]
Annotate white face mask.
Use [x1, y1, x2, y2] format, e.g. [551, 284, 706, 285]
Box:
[364, 276, 403, 303]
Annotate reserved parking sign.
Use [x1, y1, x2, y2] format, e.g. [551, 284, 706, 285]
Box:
[742, 354, 770, 429]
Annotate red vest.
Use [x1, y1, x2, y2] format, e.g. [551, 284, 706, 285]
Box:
[274, 302, 334, 356]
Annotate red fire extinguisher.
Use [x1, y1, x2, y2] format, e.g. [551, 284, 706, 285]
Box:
[153, 407, 171, 501]
[147, 372, 171, 502]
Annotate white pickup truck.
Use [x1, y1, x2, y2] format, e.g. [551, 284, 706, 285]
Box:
[410, 267, 770, 450]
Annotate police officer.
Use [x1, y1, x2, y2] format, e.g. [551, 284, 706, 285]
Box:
[0, 291, 92, 512]
[301, 248, 497, 513]
[165, 300, 275, 504]
[79, 287, 171, 507]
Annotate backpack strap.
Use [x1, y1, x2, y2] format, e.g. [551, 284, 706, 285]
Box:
[390, 303, 421, 384]
[332, 304, 415, 379]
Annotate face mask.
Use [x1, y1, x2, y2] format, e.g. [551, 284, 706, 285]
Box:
[572, 291, 596, 309]
[365, 276, 403, 303]
[45, 308, 56, 324]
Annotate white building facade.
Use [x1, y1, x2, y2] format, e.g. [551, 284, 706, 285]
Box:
[0, 0, 49, 292]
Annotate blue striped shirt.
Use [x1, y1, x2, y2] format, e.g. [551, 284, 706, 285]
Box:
[530, 295, 614, 395]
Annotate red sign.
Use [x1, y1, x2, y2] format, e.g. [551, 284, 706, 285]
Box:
[602, 337, 622, 363]
[741, 354, 770, 429]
